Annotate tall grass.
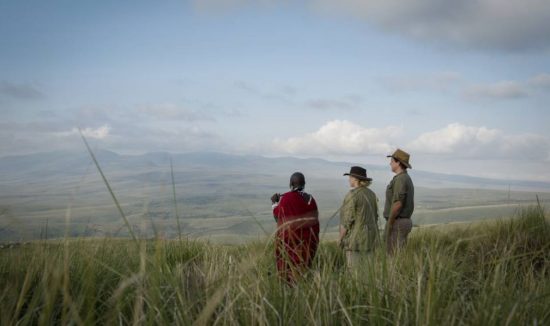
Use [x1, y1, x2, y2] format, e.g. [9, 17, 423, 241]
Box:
[5, 134, 549, 324]
[0, 207, 548, 325]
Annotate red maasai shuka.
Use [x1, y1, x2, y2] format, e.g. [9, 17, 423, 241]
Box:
[273, 191, 320, 283]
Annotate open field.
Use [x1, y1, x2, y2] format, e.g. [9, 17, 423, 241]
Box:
[0, 207, 548, 325]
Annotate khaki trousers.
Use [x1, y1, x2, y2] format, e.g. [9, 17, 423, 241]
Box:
[386, 218, 413, 254]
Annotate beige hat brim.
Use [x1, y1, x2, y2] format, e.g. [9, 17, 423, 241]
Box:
[387, 155, 412, 169]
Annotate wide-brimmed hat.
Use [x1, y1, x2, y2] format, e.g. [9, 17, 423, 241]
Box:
[343, 166, 372, 181]
[387, 148, 412, 169]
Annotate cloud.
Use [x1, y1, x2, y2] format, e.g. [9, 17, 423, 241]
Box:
[281, 85, 298, 97]
[102, 124, 225, 153]
[36, 110, 58, 119]
[221, 108, 245, 118]
[312, 0, 550, 51]
[232, 82, 363, 111]
[193, 1, 550, 51]
[272, 120, 402, 155]
[0, 114, 226, 156]
[381, 71, 463, 93]
[0, 81, 45, 100]
[234, 80, 296, 104]
[78, 125, 111, 140]
[306, 94, 363, 111]
[74, 106, 118, 122]
[463, 81, 528, 100]
[0, 121, 109, 155]
[137, 104, 216, 122]
[54, 125, 111, 140]
[408, 123, 550, 160]
[193, 0, 279, 12]
[306, 99, 354, 111]
[379, 72, 550, 101]
[529, 73, 550, 89]
[234, 81, 261, 95]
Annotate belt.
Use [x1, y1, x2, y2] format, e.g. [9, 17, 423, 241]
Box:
[384, 216, 410, 221]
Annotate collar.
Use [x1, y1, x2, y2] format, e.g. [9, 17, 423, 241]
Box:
[394, 170, 407, 177]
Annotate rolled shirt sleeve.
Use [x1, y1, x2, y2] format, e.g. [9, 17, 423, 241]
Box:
[392, 176, 407, 204]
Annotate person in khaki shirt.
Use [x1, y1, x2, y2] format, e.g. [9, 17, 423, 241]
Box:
[339, 166, 380, 269]
[384, 149, 415, 254]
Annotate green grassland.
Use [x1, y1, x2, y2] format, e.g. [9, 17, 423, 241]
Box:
[2, 168, 550, 242]
[0, 207, 548, 325]
[1, 151, 550, 242]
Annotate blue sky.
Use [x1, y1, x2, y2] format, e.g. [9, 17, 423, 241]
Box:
[1, 0, 550, 181]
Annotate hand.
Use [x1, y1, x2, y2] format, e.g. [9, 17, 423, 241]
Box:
[271, 193, 280, 204]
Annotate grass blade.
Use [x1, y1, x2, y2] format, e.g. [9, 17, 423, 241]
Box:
[170, 157, 183, 241]
[79, 128, 137, 243]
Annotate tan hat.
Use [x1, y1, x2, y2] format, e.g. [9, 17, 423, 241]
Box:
[387, 148, 412, 169]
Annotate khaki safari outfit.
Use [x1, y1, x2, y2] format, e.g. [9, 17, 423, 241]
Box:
[340, 166, 379, 269]
[384, 149, 414, 254]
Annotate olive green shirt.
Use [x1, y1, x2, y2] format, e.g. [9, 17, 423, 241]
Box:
[340, 186, 379, 252]
[383, 171, 415, 219]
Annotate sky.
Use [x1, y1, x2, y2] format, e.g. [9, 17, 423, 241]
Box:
[1, 0, 550, 181]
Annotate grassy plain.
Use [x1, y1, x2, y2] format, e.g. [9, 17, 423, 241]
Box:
[0, 207, 548, 325]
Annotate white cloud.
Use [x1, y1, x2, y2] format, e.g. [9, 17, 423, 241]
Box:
[268, 121, 550, 164]
[272, 120, 401, 156]
[409, 123, 550, 160]
[312, 0, 550, 51]
[78, 125, 110, 139]
[409, 123, 498, 154]
[54, 125, 111, 140]
[463, 81, 527, 100]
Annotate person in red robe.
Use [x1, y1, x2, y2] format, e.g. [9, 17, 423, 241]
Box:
[271, 172, 320, 284]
